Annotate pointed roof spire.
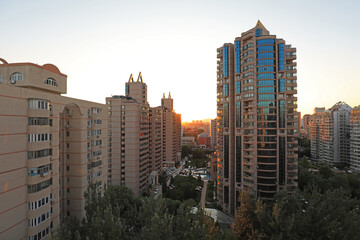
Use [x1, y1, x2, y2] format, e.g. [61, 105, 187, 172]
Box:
[163, 93, 165, 98]
[256, 20, 265, 29]
[168, 92, 171, 99]
[129, 74, 134, 82]
[137, 72, 143, 83]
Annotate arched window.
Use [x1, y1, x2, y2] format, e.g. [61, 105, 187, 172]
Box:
[0, 75, 3, 83]
[10, 72, 24, 82]
[44, 78, 58, 87]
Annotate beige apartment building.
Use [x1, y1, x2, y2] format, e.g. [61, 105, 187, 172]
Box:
[107, 74, 181, 196]
[0, 58, 107, 240]
[309, 102, 351, 165]
[161, 93, 182, 167]
[216, 21, 298, 214]
[350, 106, 360, 172]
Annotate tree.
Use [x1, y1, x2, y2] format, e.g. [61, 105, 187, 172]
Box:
[182, 145, 192, 157]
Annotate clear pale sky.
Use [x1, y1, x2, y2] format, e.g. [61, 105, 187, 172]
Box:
[1, 0, 360, 122]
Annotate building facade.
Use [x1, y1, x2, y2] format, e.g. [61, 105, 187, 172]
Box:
[0, 58, 108, 240]
[350, 106, 360, 172]
[161, 93, 182, 167]
[216, 21, 298, 214]
[309, 102, 351, 165]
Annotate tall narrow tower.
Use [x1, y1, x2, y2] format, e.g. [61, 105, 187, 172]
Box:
[216, 21, 298, 214]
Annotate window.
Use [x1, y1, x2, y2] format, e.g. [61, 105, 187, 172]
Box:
[224, 103, 229, 128]
[257, 59, 275, 66]
[235, 41, 241, 73]
[44, 78, 57, 86]
[256, 39, 275, 45]
[279, 79, 285, 92]
[125, 85, 129, 94]
[257, 66, 275, 73]
[28, 117, 49, 126]
[258, 87, 276, 93]
[257, 52, 275, 59]
[257, 46, 274, 52]
[278, 44, 285, 71]
[223, 46, 229, 77]
[256, 28, 262, 37]
[10, 72, 24, 82]
[257, 80, 275, 87]
[236, 81, 241, 94]
[0, 75, 2, 83]
[258, 94, 276, 101]
[224, 84, 229, 96]
[28, 133, 50, 142]
[29, 99, 49, 110]
[28, 149, 52, 159]
[257, 73, 275, 80]
[27, 178, 53, 193]
[236, 102, 241, 128]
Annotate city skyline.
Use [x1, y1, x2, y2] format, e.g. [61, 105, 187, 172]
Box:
[1, 0, 360, 121]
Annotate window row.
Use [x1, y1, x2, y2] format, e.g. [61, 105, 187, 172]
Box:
[28, 133, 51, 143]
[27, 178, 53, 193]
[91, 129, 102, 136]
[257, 66, 275, 73]
[258, 94, 276, 101]
[92, 150, 102, 157]
[91, 140, 102, 146]
[28, 149, 52, 159]
[223, 46, 229, 77]
[91, 119, 102, 125]
[257, 100, 276, 107]
[243, 64, 254, 71]
[257, 73, 275, 80]
[91, 107, 102, 114]
[28, 163, 52, 176]
[243, 71, 254, 78]
[10, 72, 24, 82]
[243, 86, 254, 92]
[44, 78, 58, 86]
[28, 193, 53, 210]
[257, 59, 275, 66]
[243, 93, 254, 98]
[29, 99, 49, 110]
[243, 42, 254, 50]
[28, 225, 51, 240]
[242, 57, 253, 64]
[257, 45, 275, 52]
[28, 117, 49, 126]
[242, 50, 253, 58]
[257, 39, 275, 45]
[28, 209, 52, 227]
[257, 52, 275, 59]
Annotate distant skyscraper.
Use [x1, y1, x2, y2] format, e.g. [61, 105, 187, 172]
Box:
[309, 102, 351, 165]
[216, 21, 298, 214]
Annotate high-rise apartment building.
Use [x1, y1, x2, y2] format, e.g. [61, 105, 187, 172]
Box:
[106, 73, 151, 196]
[302, 114, 311, 136]
[216, 21, 298, 214]
[309, 102, 351, 165]
[211, 119, 217, 147]
[350, 106, 360, 172]
[107, 74, 181, 196]
[161, 93, 182, 167]
[0, 58, 108, 240]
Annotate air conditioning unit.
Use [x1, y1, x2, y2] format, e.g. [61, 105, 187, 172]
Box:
[65, 124, 69, 128]
[51, 199, 55, 204]
[10, 79, 16, 84]
[50, 156, 53, 161]
[41, 172, 49, 177]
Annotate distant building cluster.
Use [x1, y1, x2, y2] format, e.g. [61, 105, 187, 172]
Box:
[181, 119, 215, 148]
[307, 101, 360, 172]
[0, 58, 181, 239]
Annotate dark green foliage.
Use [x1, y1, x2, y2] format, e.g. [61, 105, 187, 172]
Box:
[165, 176, 203, 203]
[182, 144, 192, 157]
[55, 184, 227, 240]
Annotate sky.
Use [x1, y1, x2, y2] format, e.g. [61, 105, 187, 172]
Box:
[1, 0, 360, 122]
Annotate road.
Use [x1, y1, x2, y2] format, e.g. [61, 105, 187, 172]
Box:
[200, 179, 208, 208]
